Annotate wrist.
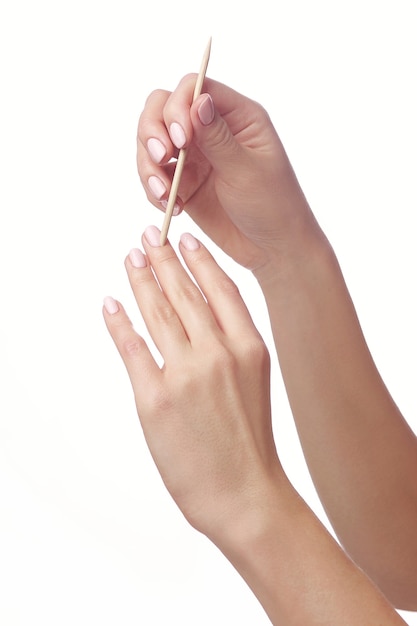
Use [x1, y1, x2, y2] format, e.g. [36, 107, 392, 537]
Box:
[252, 219, 334, 292]
[206, 469, 402, 625]
[210, 472, 325, 624]
[208, 463, 291, 555]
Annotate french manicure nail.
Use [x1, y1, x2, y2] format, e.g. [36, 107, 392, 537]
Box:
[147, 138, 166, 163]
[169, 122, 186, 149]
[144, 225, 162, 247]
[198, 94, 214, 126]
[180, 232, 200, 251]
[148, 175, 166, 200]
[129, 248, 147, 268]
[103, 296, 119, 315]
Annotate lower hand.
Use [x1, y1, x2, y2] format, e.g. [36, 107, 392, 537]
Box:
[103, 227, 280, 539]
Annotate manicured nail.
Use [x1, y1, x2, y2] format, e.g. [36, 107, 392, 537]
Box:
[180, 232, 200, 251]
[161, 199, 181, 216]
[198, 94, 214, 126]
[129, 248, 147, 268]
[103, 296, 119, 315]
[148, 175, 166, 200]
[144, 225, 162, 247]
[169, 122, 186, 149]
[147, 138, 166, 164]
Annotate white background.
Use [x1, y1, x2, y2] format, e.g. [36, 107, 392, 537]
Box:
[1, 0, 416, 623]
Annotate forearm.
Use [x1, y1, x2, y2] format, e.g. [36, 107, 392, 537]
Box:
[214, 472, 405, 625]
[254, 226, 417, 608]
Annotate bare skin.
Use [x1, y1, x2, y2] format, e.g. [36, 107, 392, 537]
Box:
[135, 75, 417, 609]
[104, 231, 406, 624]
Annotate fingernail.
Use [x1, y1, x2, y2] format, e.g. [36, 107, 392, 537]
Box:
[169, 122, 186, 149]
[198, 94, 214, 126]
[103, 296, 119, 315]
[148, 175, 166, 200]
[180, 232, 200, 251]
[144, 225, 162, 247]
[161, 199, 181, 216]
[147, 138, 166, 164]
[129, 248, 147, 268]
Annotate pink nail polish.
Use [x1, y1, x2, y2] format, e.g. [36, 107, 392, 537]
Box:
[144, 225, 162, 247]
[180, 232, 200, 251]
[129, 248, 146, 268]
[147, 138, 166, 163]
[148, 175, 166, 200]
[103, 296, 119, 315]
[198, 94, 214, 126]
[169, 122, 186, 149]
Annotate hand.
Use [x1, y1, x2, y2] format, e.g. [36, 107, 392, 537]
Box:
[137, 77, 316, 271]
[103, 229, 407, 624]
[103, 227, 280, 540]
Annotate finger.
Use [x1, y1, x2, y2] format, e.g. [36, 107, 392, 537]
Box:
[178, 233, 260, 341]
[161, 75, 248, 153]
[140, 226, 220, 345]
[189, 90, 247, 178]
[123, 247, 190, 359]
[137, 89, 176, 164]
[136, 142, 183, 216]
[161, 73, 201, 149]
[102, 296, 161, 397]
[137, 88, 185, 215]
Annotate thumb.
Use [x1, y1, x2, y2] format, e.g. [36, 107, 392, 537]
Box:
[190, 93, 243, 174]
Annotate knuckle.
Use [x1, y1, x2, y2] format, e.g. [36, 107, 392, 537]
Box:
[150, 249, 177, 266]
[177, 282, 202, 305]
[128, 268, 153, 288]
[121, 335, 147, 358]
[212, 275, 240, 298]
[137, 89, 171, 140]
[177, 73, 199, 90]
[138, 114, 156, 139]
[255, 102, 272, 124]
[242, 336, 270, 367]
[153, 302, 176, 325]
[146, 385, 173, 414]
[163, 75, 197, 121]
[137, 111, 152, 143]
[135, 376, 173, 417]
[144, 88, 170, 108]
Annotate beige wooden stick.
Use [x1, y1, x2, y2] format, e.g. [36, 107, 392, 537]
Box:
[160, 37, 212, 246]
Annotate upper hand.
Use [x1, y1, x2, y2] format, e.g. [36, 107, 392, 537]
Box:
[103, 227, 280, 540]
[137, 76, 313, 271]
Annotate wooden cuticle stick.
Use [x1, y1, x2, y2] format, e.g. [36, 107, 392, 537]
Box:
[159, 37, 212, 246]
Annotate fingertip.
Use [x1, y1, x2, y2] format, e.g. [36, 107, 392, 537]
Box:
[103, 296, 119, 315]
[143, 225, 163, 248]
[148, 175, 167, 201]
[196, 93, 215, 126]
[169, 122, 187, 150]
[180, 232, 200, 252]
[128, 248, 147, 269]
[147, 137, 167, 164]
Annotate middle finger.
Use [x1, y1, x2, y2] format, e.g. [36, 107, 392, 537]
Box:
[141, 225, 220, 346]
